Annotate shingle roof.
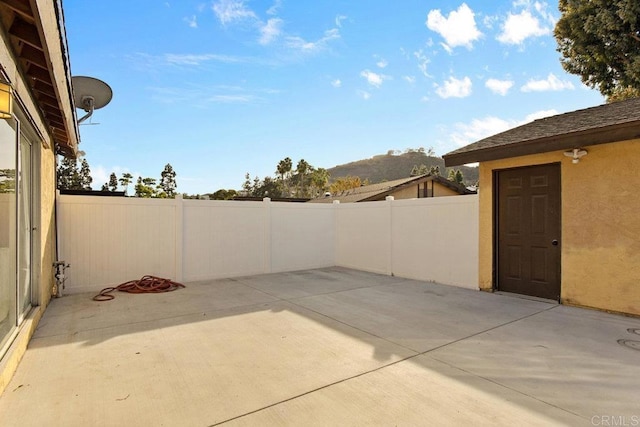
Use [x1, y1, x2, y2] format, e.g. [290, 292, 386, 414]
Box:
[443, 97, 640, 166]
[308, 174, 472, 203]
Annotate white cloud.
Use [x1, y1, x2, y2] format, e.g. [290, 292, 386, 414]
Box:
[331, 79, 342, 88]
[403, 76, 416, 84]
[497, 9, 550, 44]
[184, 15, 198, 28]
[360, 70, 388, 88]
[358, 90, 371, 100]
[335, 15, 347, 28]
[376, 58, 388, 69]
[213, 0, 256, 25]
[521, 73, 574, 92]
[426, 3, 482, 51]
[286, 28, 340, 53]
[523, 109, 558, 122]
[413, 50, 430, 78]
[259, 18, 283, 45]
[449, 109, 558, 147]
[485, 78, 514, 96]
[435, 76, 472, 99]
[164, 53, 242, 66]
[266, 0, 282, 16]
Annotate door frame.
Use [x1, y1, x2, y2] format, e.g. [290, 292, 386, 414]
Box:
[492, 162, 562, 301]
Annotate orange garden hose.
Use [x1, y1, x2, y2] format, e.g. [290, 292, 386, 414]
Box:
[93, 275, 185, 301]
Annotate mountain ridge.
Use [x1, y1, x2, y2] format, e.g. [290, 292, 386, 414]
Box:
[326, 150, 478, 185]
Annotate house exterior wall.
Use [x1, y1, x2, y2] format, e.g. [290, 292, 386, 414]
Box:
[0, 0, 74, 396]
[478, 138, 640, 316]
[388, 182, 461, 200]
[433, 184, 460, 197]
[390, 185, 421, 200]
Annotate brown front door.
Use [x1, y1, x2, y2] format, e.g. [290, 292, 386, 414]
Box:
[496, 164, 561, 300]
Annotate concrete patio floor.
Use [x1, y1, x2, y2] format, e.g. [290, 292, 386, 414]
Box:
[1, 267, 639, 426]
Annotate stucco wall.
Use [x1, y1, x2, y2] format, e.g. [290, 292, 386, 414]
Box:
[433, 184, 460, 197]
[389, 182, 461, 200]
[39, 148, 56, 307]
[478, 139, 640, 316]
[391, 185, 421, 200]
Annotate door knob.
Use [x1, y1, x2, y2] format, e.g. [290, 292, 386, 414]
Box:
[552, 240, 558, 246]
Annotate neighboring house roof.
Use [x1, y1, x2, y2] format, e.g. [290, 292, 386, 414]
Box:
[443, 97, 640, 166]
[0, 0, 79, 157]
[309, 174, 473, 203]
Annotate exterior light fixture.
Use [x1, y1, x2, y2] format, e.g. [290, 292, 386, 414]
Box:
[564, 148, 588, 164]
[0, 81, 12, 119]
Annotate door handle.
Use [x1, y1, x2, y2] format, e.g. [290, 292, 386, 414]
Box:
[552, 239, 558, 246]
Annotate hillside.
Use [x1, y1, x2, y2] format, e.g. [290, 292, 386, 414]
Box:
[326, 150, 478, 185]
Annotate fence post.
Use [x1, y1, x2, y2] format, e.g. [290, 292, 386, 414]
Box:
[263, 197, 272, 274]
[386, 196, 394, 276]
[175, 194, 184, 282]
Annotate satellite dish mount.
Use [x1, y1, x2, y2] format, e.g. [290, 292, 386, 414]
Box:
[71, 76, 112, 124]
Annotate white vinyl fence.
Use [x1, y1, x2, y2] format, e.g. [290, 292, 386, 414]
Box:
[57, 194, 478, 292]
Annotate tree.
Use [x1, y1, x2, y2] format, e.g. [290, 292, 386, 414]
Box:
[57, 156, 80, 190]
[410, 164, 429, 176]
[448, 169, 464, 185]
[309, 168, 330, 197]
[294, 159, 311, 197]
[330, 176, 363, 193]
[119, 172, 133, 195]
[606, 86, 640, 103]
[78, 159, 93, 190]
[554, 0, 640, 98]
[276, 157, 293, 195]
[210, 189, 237, 200]
[134, 177, 156, 198]
[429, 165, 440, 176]
[101, 183, 109, 191]
[108, 173, 118, 192]
[159, 163, 177, 198]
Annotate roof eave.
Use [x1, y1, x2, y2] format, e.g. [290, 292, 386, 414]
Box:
[443, 121, 640, 167]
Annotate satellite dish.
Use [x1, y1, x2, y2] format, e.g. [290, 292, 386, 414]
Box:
[71, 76, 112, 124]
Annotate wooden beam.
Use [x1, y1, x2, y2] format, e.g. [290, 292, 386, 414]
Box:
[35, 91, 59, 108]
[0, 0, 35, 23]
[9, 17, 41, 49]
[19, 43, 47, 69]
[24, 62, 51, 84]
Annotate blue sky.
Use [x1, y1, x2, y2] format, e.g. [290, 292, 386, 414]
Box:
[64, 0, 604, 195]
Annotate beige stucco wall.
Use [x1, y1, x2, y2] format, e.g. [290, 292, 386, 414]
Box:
[433, 184, 461, 197]
[478, 139, 640, 316]
[0, 0, 71, 394]
[39, 147, 56, 307]
[390, 182, 461, 200]
[391, 185, 421, 200]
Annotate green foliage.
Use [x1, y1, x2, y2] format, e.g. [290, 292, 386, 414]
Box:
[57, 156, 92, 190]
[447, 169, 465, 185]
[210, 189, 238, 200]
[108, 173, 118, 192]
[119, 172, 133, 195]
[57, 156, 80, 190]
[78, 159, 93, 190]
[159, 163, 177, 198]
[554, 0, 640, 97]
[242, 157, 329, 199]
[135, 177, 157, 198]
[606, 86, 640, 102]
